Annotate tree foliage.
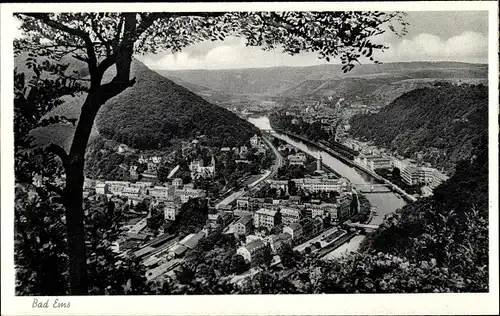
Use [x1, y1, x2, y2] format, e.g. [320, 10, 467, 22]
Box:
[15, 10, 407, 294]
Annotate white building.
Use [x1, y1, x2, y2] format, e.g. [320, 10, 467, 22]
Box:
[288, 153, 307, 166]
[171, 178, 183, 188]
[95, 183, 109, 195]
[283, 223, 303, 242]
[175, 188, 206, 203]
[253, 208, 280, 230]
[280, 207, 302, 225]
[149, 185, 175, 200]
[236, 239, 266, 263]
[189, 156, 216, 179]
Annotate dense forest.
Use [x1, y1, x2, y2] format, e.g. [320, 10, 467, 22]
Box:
[95, 60, 259, 150]
[349, 83, 488, 173]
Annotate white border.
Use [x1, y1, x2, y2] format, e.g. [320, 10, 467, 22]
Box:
[1, 2, 498, 315]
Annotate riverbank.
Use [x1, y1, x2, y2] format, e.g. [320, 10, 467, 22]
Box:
[273, 128, 417, 203]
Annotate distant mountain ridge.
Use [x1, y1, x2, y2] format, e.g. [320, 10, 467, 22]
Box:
[155, 62, 487, 100]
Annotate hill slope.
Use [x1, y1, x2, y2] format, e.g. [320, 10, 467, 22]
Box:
[349, 83, 488, 173]
[23, 58, 258, 151]
[96, 61, 258, 149]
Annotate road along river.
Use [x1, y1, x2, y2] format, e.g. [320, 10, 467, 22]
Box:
[248, 116, 407, 226]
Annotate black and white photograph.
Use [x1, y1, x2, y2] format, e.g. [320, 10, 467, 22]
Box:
[1, 1, 498, 315]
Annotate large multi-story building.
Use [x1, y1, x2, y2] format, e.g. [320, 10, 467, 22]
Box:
[163, 200, 181, 221]
[237, 239, 266, 263]
[283, 223, 303, 242]
[266, 233, 292, 255]
[174, 187, 206, 203]
[121, 187, 142, 199]
[233, 215, 253, 236]
[280, 207, 302, 225]
[292, 177, 347, 193]
[253, 208, 281, 230]
[149, 185, 175, 200]
[288, 153, 307, 166]
[301, 217, 323, 239]
[367, 157, 392, 170]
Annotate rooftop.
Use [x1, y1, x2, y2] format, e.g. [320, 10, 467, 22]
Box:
[236, 215, 253, 225]
[287, 223, 302, 230]
[246, 239, 265, 251]
[256, 208, 278, 216]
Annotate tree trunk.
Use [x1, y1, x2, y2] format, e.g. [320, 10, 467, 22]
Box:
[63, 163, 88, 295]
[62, 73, 136, 295]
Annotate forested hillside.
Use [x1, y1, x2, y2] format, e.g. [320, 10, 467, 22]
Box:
[96, 61, 259, 149]
[23, 56, 258, 150]
[349, 83, 488, 173]
[358, 135, 488, 291]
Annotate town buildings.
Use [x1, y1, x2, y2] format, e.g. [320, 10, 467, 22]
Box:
[280, 207, 302, 225]
[253, 208, 281, 230]
[237, 239, 266, 263]
[234, 215, 253, 236]
[189, 156, 216, 179]
[283, 223, 303, 242]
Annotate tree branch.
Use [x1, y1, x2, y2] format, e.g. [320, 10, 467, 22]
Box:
[90, 14, 112, 57]
[45, 181, 65, 198]
[46, 143, 69, 167]
[22, 13, 101, 89]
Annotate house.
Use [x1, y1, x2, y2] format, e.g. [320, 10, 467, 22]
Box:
[280, 207, 302, 225]
[207, 211, 232, 229]
[239, 145, 249, 158]
[234, 215, 253, 236]
[172, 178, 183, 188]
[301, 217, 323, 239]
[236, 239, 266, 263]
[95, 183, 109, 195]
[266, 233, 292, 255]
[236, 197, 250, 210]
[117, 144, 133, 154]
[250, 134, 261, 148]
[163, 200, 181, 221]
[253, 208, 281, 230]
[129, 165, 139, 180]
[289, 196, 301, 205]
[283, 223, 303, 242]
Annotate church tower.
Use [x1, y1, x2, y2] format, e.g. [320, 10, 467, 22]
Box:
[316, 153, 322, 172]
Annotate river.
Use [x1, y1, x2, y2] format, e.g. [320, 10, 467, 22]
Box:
[248, 116, 406, 225]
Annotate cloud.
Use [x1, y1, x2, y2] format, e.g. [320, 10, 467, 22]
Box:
[138, 30, 487, 70]
[376, 31, 488, 63]
[137, 36, 329, 70]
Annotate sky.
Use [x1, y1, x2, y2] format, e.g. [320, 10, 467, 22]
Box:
[13, 11, 489, 70]
[137, 11, 489, 70]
